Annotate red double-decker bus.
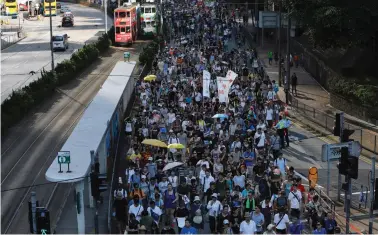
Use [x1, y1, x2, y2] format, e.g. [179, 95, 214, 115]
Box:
[114, 4, 138, 46]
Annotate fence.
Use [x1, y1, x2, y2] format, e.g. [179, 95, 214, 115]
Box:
[1, 29, 26, 50]
[290, 95, 378, 154]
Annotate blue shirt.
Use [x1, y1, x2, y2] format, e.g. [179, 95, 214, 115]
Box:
[289, 222, 304, 234]
[181, 226, 197, 234]
[313, 228, 327, 234]
[251, 212, 264, 232]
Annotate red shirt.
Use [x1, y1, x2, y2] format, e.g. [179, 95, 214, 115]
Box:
[290, 184, 306, 193]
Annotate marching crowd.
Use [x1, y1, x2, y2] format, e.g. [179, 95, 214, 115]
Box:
[111, 0, 340, 234]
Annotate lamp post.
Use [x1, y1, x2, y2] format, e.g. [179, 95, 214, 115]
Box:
[49, 0, 55, 71]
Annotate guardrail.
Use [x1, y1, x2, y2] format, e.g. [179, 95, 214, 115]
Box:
[290, 95, 378, 154]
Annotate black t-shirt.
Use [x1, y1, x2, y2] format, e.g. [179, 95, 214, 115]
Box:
[205, 187, 219, 199]
[242, 68, 249, 76]
[175, 207, 189, 217]
[114, 199, 127, 221]
[177, 184, 190, 195]
[161, 227, 176, 234]
[151, 127, 159, 138]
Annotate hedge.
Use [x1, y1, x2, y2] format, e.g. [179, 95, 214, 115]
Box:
[1, 30, 113, 136]
[138, 39, 161, 66]
[327, 75, 378, 107]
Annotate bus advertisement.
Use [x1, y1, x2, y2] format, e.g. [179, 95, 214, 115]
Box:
[44, 0, 57, 16]
[140, 4, 157, 37]
[114, 4, 138, 45]
[4, 0, 18, 18]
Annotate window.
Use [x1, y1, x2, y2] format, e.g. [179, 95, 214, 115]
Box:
[120, 27, 126, 33]
[152, 7, 156, 13]
[145, 7, 151, 13]
[116, 27, 121, 34]
[141, 22, 146, 28]
[52, 36, 64, 41]
[151, 21, 155, 27]
[141, 7, 144, 13]
[126, 26, 131, 33]
[119, 12, 126, 17]
[6, 0, 16, 3]
[126, 11, 130, 17]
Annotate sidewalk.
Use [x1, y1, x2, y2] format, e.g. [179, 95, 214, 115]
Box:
[242, 21, 378, 156]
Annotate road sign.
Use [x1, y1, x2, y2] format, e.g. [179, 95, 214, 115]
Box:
[321, 141, 361, 162]
[57, 151, 71, 164]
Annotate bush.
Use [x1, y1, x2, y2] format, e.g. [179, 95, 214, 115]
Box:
[1, 29, 113, 137]
[138, 40, 160, 67]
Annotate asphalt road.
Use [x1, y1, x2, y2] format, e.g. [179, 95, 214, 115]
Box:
[0, 4, 115, 232]
[282, 123, 377, 208]
[0, 2, 113, 103]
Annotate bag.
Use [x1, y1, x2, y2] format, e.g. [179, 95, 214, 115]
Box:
[291, 191, 300, 203]
[193, 209, 203, 224]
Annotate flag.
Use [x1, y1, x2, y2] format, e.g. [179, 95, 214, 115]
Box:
[203, 70, 211, 97]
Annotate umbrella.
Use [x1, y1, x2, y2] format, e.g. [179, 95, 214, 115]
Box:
[212, 113, 228, 119]
[144, 75, 157, 82]
[221, 61, 229, 65]
[167, 143, 185, 149]
[142, 139, 167, 148]
[163, 161, 184, 171]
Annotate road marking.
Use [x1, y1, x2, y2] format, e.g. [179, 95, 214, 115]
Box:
[292, 121, 378, 168]
[340, 190, 376, 196]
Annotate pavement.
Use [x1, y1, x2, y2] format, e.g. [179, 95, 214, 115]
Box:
[241, 17, 378, 234]
[0, 2, 113, 103]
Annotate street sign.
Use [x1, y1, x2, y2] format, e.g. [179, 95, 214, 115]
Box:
[321, 141, 361, 162]
[57, 151, 71, 164]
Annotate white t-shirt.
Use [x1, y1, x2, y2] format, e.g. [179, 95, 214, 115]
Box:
[254, 132, 266, 147]
[168, 175, 178, 188]
[288, 190, 302, 209]
[147, 206, 162, 223]
[128, 204, 144, 221]
[274, 213, 289, 230]
[240, 220, 257, 234]
[266, 109, 274, 121]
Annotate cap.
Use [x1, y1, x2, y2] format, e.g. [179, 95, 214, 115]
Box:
[211, 193, 218, 198]
[223, 219, 229, 225]
[194, 196, 200, 202]
[139, 225, 147, 231]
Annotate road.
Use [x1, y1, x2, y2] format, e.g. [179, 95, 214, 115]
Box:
[0, 4, 115, 233]
[0, 2, 113, 103]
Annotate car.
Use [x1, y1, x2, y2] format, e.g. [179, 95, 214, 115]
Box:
[60, 6, 70, 13]
[52, 33, 69, 51]
[62, 15, 74, 27]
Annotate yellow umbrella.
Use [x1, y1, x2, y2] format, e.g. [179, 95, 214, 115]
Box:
[142, 139, 167, 148]
[167, 143, 185, 149]
[143, 75, 157, 82]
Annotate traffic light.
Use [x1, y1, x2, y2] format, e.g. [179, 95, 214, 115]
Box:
[337, 147, 349, 175]
[333, 113, 342, 136]
[90, 172, 108, 200]
[341, 129, 355, 142]
[337, 147, 359, 179]
[36, 207, 51, 234]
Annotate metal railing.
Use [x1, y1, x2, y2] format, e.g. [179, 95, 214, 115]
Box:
[290, 95, 378, 154]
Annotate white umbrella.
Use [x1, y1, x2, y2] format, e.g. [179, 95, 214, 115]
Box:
[163, 161, 184, 171]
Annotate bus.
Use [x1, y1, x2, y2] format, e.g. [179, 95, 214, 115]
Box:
[114, 3, 138, 46]
[140, 3, 157, 37]
[44, 0, 57, 16]
[4, 0, 18, 18]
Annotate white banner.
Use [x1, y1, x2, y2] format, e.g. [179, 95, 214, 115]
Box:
[226, 70, 238, 86]
[217, 77, 230, 103]
[202, 70, 211, 98]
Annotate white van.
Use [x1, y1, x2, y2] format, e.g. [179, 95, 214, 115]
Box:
[52, 34, 69, 51]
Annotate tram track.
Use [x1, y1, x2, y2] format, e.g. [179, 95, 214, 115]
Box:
[1, 50, 123, 234]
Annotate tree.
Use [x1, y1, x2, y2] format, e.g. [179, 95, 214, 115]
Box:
[287, 0, 378, 49]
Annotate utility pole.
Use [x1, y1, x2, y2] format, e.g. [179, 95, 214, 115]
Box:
[285, 12, 291, 104]
[104, 0, 108, 33]
[345, 176, 352, 234]
[278, 0, 282, 86]
[31, 192, 37, 234]
[369, 156, 376, 234]
[49, 0, 55, 71]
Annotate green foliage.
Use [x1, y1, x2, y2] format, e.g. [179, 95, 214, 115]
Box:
[327, 76, 378, 106]
[138, 40, 160, 66]
[1, 29, 113, 137]
[288, 0, 378, 49]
